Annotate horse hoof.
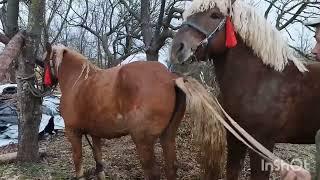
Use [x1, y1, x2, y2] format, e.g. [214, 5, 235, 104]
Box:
[97, 171, 106, 180]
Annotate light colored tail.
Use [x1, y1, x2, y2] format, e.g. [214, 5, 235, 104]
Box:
[175, 76, 226, 179]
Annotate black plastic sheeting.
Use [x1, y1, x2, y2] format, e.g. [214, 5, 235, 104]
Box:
[0, 84, 64, 147]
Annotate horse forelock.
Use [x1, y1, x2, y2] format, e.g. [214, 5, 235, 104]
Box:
[183, 0, 308, 72]
[50, 44, 99, 88]
[51, 44, 67, 73]
[183, 0, 229, 20]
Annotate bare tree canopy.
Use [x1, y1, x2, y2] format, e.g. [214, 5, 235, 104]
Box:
[262, 0, 319, 58]
[0, 0, 316, 68]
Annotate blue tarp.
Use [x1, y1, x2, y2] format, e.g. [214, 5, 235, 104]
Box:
[0, 84, 64, 147]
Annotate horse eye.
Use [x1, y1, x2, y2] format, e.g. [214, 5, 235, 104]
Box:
[210, 13, 220, 19]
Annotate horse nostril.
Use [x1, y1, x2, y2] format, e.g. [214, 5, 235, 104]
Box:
[177, 43, 184, 53]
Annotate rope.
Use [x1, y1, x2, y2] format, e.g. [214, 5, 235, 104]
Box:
[84, 134, 94, 150]
[213, 97, 309, 174]
[27, 81, 56, 98]
[17, 67, 57, 98]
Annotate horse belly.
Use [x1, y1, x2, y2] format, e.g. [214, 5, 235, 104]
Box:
[64, 111, 130, 139]
[87, 114, 131, 139]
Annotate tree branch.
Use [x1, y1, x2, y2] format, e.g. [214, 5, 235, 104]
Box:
[51, 0, 73, 43]
[264, 0, 277, 19]
[0, 32, 10, 44]
[0, 31, 25, 82]
[119, 0, 141, 21]
[154, 0, 166, 38]
[278, 2, 308, 30]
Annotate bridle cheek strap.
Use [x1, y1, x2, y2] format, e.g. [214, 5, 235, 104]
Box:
[183, 17, 227, 63]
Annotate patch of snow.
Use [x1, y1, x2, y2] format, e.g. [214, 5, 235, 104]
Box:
[119, 53, 147, 66]
[0, 85, 65, 147]
[0, 139, 17, 147]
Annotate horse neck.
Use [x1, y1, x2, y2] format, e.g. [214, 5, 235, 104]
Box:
[214, 39, 261, 85]
[58, 51, 96, 92]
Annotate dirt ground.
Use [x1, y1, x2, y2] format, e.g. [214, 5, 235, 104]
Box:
[0, 116, 316, 180]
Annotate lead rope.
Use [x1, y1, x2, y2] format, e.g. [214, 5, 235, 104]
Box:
[84, 134, 94, 150]
[17, 71, 57, 98]
[213, 97, 310, 174]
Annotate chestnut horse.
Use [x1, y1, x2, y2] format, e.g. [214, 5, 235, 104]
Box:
[171, 0, 320, 179]
[42, 44, 226, 180]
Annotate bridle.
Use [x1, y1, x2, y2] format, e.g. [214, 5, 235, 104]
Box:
[180, 17, 226, 64]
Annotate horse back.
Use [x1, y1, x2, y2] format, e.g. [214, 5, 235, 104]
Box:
[116, 61, 176, 115]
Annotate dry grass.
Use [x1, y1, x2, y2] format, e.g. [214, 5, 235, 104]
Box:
[0, 116, 316, 179]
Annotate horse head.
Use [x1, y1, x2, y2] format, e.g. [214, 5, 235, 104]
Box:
[171, 0, 238, 64]
[171, 0, 307, 72]
[42, 42, 66, 87]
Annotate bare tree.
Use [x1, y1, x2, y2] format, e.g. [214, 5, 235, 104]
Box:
[263, 0, 319, 58]
[264, 0, 319, 30]
[126, 0, 184, 61]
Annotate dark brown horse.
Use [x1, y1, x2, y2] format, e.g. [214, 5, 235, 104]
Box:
[42, 44, 226, 180]
[171, 0, 320, 179]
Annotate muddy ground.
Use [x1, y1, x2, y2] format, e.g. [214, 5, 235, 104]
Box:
[0, 116, 316, 180]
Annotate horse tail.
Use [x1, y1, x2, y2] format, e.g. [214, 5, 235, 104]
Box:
[175, 76, 226, 179]
[161, 84, 187, 139]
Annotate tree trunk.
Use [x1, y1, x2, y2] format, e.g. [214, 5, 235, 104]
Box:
[140, 0, 152, 45]
[6, 0, 19, 38]
[146, 49, 159, 61]
[141, 0, 153, 59]
[16, 0, 45, 162]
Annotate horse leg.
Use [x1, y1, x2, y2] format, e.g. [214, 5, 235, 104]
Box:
[226, 133, 247, 180]
[160, 126, 180, 180]
[249, 141, 274, 180]
[160, 131, 178, 180]
[65, 128, 85, 180]
[91, 136, 106, 180]
[133, 135, 160, 180]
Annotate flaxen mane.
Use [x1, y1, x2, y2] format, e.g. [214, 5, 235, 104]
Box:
[51, 44, 99, 88]
[183, 0, 308, 72]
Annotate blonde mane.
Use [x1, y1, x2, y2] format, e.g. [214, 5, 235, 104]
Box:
[183, 0, 308, 72]
[51, 44, 99, 88]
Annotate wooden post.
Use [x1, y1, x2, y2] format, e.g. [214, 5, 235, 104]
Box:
[315, 130, 320, 180]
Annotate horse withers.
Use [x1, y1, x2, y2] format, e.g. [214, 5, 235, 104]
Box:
[42, 43, 226, 180]
[171, 0, 320, 179]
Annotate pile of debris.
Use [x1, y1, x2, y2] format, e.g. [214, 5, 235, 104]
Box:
[0, 84, 64, 147]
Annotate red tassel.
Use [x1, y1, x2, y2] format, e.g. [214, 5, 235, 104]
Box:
[44, 65, 52, 87]
[225, 16, 237, 48]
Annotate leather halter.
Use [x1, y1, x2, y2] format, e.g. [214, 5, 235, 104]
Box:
[181, 17, 226, 64]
